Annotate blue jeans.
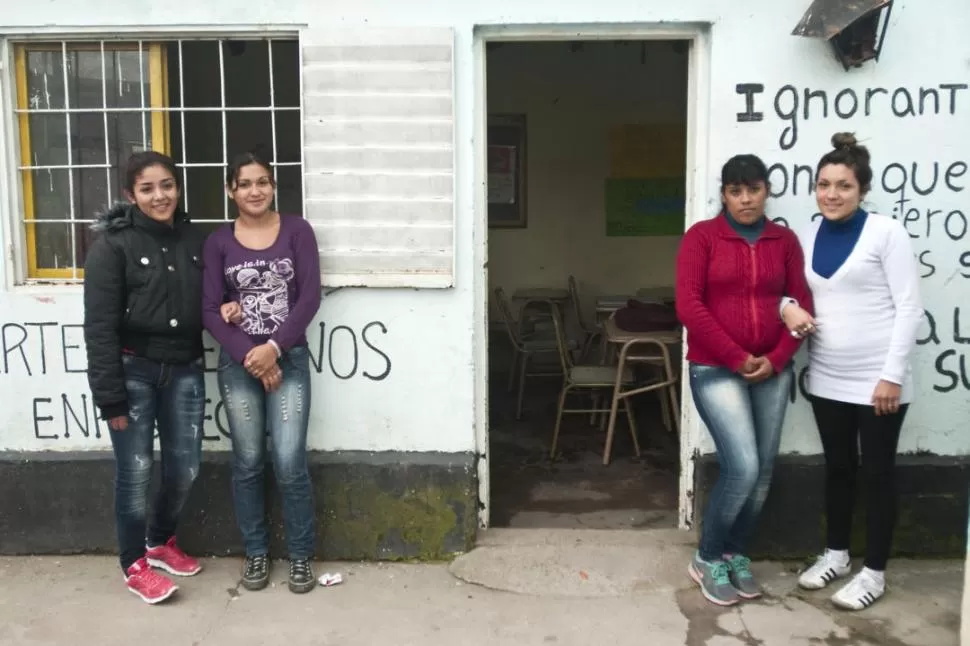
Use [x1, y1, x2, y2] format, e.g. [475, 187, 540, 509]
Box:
[110, 354, 205, 572]
[218, 345, 315, 559]
[689, 362, 793, 561]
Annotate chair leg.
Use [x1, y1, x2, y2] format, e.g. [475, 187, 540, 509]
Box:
[602, 389, 622, 466]
[658, 389, 672, 431]
[623, 397, 641, 457]
[667, 383, 681, 433]
[507, 350, 519, 392]
[550, 387, 569, 460]
[515, 353, 529, 420]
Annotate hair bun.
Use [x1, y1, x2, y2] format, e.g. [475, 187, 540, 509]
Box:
[831, 132, 858, 149]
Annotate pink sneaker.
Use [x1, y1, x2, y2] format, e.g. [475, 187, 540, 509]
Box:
[125, 558, 178, 604]
[146, 537, 202, 576]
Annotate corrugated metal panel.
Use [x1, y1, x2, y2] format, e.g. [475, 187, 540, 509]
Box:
[301, 28, 455, 288]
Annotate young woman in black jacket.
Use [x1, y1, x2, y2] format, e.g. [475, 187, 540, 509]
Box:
[83, 151, 207, 604]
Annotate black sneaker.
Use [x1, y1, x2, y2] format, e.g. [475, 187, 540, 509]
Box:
[242, 554, 270, 591]
[288, 558, 316, 594]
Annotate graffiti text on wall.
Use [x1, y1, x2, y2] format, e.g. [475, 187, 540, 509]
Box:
[0, 319, 392, 442]
[736, 82, 969, 398]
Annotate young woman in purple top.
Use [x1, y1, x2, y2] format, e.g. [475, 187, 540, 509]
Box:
[201, 151, 322, 593]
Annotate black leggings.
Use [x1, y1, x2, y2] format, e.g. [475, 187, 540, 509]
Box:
[810, 395, 908, 571]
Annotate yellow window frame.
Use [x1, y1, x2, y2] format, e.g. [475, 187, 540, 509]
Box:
[15, 42, 171, 280]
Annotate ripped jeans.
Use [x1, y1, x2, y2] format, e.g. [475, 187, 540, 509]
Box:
[218, 345, 314, 560]
[689, 362, 793, 562]
[110, 354, 205, 572]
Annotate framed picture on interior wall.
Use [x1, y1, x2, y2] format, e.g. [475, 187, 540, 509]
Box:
[487, 114, 527, 228]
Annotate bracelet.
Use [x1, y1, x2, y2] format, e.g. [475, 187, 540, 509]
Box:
[268, 339, 282, 358]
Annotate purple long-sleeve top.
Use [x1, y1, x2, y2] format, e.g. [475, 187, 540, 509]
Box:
[202, 215, 322, 364]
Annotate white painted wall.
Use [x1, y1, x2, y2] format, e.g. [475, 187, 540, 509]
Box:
[486, 41, 687, 320]
[0, 0, 968, 464]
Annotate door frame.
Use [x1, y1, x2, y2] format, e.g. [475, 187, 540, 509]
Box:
[472, 22, 712, 531]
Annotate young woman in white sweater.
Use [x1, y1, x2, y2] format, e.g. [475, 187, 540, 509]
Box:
[781, 132, 923, 611]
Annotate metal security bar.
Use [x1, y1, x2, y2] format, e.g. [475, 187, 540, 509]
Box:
[14, 37, 302, 281]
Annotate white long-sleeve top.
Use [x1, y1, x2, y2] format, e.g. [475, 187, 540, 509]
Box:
[797, 213, 924, 405]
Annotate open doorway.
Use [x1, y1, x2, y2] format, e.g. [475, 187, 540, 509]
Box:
[485, 39, 690, 530]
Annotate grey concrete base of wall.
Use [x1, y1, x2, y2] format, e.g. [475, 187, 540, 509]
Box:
[0, 450, 478, 561]
[693, 454, 970, 559]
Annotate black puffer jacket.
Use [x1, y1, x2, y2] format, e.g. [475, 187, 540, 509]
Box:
[83, 203, 206, 420]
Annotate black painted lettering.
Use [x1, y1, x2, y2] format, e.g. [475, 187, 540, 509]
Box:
[882, 164, 907, 196]
[921, 210, 940, 237]
[864, 87, 888, 116]
[774, 85, 799, 150]
[61, 324, 86, 373]
[933, 350, 960, 393]
[910, 161, 939, 196]
[945, 210, 968, 241]
[308, 322, 326, 374]
[24, 322, 57, 375]
[961, 251, 970, 279]
[90, 397, 103, 439]
[33, 397, 57, 439]
[917, 309, 940, 345]
[954, 308, 970, 344]
[61, 393, 90, 439]
[2, 323, 30, 376]
[770, 216, 790, 228]
[362, 321, 392, 381]
[834, 89, 859, 119]
[767, 163, 788, 198]
[918, 87, 940, 115]
[328, 325, 359, 380]
[918, 250, 936, 278]
[735, 83, 764, 122]
[797, 366, 809, 401]
[945, 162, 967, 192]
[939, 83, 969, 113]
[804, 88, 828, 119]
[793, 165, 815, 196]
[902, 207, 922, 238]
[892, 88, 916, 117]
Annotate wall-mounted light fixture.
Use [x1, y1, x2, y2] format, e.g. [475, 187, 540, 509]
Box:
[792, 0, 894, 71]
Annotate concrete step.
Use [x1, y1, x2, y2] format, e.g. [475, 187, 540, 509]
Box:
[450, 527, 696, 598]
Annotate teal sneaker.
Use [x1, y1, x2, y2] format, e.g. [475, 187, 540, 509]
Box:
[725, 553, 762, 599]
[688, 552, 740, 606]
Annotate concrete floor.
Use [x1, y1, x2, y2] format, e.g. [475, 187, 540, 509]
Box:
[489, 343, 681, 530]
[0, 528, 961, 646]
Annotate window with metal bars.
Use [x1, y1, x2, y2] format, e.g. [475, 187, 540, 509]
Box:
[13, 37, 302, 281]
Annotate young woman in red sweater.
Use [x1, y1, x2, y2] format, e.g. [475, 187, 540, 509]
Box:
[676, 154, 813, 606]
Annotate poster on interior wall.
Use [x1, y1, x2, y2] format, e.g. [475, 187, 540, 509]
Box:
[604, 178, 685, 237]
[488, 145, 516, 204]
[609, 124, 686, 178]
[487, 114, 527, 228]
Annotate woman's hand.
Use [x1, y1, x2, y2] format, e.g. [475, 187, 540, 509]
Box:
[872, 379, 902, 416]
[244, 343, 279, 378]
[220, 301, 243, 325]
[108, 416, 128, 431]
[782, 302, 817, 338]
[741, 356, 774, 383]
[261, 366, 283, 392]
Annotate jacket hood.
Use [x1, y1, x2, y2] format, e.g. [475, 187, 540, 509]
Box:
[91, 202, 188, 232]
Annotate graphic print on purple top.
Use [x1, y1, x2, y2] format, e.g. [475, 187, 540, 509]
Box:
[201, 214, 322, 365]
[229, 257, 296, 337]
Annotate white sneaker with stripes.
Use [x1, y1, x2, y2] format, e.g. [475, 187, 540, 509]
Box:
[798, 550, 852, 590]
[830, 570, 885, 610]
